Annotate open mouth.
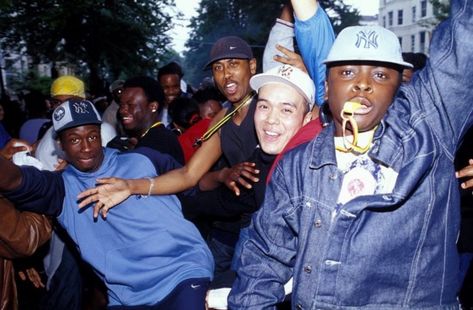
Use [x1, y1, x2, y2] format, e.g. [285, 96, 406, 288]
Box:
[225, 82, 238, 95]
[350, 98, 373, 115]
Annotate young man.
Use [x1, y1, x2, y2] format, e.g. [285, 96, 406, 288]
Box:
[229, 0, 473, 308]
[0, 99, 213, 309]
[114, 76, 184, 164]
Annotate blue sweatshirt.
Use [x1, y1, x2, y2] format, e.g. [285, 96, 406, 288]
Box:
[4, 147, 214, 306]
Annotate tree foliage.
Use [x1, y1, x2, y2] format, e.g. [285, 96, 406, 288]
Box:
[0, 0, 176, 93]
[430, 0, 450, 22]
[183, 0, 360, 85]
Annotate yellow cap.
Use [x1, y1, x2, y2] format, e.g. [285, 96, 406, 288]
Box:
[50, 75, 86, 99]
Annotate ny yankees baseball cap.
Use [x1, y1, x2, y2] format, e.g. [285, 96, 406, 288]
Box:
[53, 99, 102, 134]
[204, 36, 254, 69]
[250, 65, 315, 109]
[323, 25, 413, 68]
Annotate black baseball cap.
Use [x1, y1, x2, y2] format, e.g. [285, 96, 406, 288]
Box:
[204, 36, 254, 69]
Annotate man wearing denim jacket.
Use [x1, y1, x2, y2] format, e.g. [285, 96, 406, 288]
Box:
[229, 0, 473, 309]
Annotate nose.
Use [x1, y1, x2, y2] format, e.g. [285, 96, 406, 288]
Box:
[266, 108, 279, 125]
[80, 139, 92, 152]
[223, 65, 232, 79]
[353, 77, 373, 93]
[119, 104, 128, 115]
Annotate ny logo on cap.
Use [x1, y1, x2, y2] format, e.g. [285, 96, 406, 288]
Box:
[73, 101, 90, 114]
[355, 30, 378, 49]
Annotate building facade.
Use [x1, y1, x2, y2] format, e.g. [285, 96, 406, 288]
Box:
[378, 0, 440, 54]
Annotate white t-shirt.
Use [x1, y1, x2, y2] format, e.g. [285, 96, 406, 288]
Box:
[335, 131, 398, 205]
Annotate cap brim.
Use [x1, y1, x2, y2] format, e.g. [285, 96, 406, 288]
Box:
[250, 75, 312, 106]
[203, 54, 252, 70]
[55, 121, 102, 135]
[323, 57, 413, 69]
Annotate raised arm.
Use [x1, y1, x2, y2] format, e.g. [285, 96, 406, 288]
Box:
[291, 0, 317, 20]
[292, 0, 335, 105]
[401, 0, 473, 153]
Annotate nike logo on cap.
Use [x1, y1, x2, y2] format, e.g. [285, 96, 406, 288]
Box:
[229, 46, 237, 50]
[191, 284, 201, 289]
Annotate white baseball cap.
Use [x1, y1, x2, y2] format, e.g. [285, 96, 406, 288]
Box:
[323, 25, 413, 69]
[250, 65, 315, 109]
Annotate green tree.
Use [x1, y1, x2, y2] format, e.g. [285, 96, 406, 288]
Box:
[430, 0, 450, 22]
[0, 0, 176, 93]
[182, 0, 359, 86]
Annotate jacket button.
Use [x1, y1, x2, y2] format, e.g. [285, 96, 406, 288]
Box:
[304, 265, 312, 273]
[329, 174, 337, 180]
[314, 219, 322, 228]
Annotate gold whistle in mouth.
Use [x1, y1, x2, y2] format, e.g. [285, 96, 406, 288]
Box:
[336, 101, 374, 154]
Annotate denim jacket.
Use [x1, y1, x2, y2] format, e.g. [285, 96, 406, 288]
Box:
[229, 0, 473, 309]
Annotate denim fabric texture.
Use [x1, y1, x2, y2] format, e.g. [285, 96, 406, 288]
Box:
[229, 0, 473, 309]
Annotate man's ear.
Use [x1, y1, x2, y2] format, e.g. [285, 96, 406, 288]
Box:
[303, 110, 313, 126]
[324, 80, 329, 102]
[149, 101, 159, 113]
[56, 137, 63, 151]
[249, 58, 257, 75]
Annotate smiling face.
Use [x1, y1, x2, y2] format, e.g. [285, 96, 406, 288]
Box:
[159, 73, 181, 105]
[255, 83, 311, 155]
[59, 124, 103, 172]
[119, 87, 157, 136]
[325, 62, 402, 136]
[211, 58, 256, 104]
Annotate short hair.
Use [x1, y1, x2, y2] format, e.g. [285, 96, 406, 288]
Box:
[168, 97, 200, 129]
[402, 52, 427, 72]
[157, 62, 184, 81]
[123, 76, 165, 114]
[192, 86, 225, 105]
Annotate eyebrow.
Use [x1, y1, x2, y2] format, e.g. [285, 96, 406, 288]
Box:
[257, 97, 297, 108]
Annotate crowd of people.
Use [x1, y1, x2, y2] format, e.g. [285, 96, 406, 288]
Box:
[0, 0, 473, 309]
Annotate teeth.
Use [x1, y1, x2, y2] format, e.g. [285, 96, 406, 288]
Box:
[225, 83, 236, 89]
[265, 131, 278, 136]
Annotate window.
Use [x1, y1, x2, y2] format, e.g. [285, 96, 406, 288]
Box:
[398, 9, 403, 25]
[383, 16, 386, 27]
[412, 6, 416, 23]
[420, 31, 426, 53]
[388, 11, 393, 26]
[398, 37, 403, 49]
[411, 34, 416, 52]
[421, 0, 427, 17]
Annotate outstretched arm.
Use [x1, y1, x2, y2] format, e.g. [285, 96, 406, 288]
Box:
[78, 108, 229, 218]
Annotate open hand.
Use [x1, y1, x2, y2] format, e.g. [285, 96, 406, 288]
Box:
[223, 162, 260, 196]
[77, 177, 132, 219]
[273, 44, 308, 74]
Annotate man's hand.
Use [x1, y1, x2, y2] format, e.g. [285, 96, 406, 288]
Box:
[456, 159, 473, 190]
[0, 139, 31, 160]
[223, 162, 260, 196]
[77, 177, 132, 219]
[273, 44, 308, 73]
[18, 267, 45, 289]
